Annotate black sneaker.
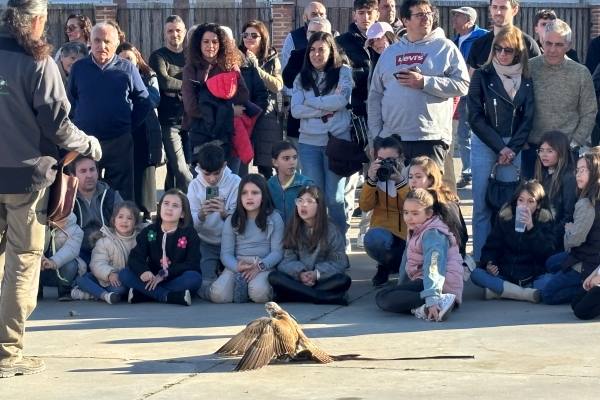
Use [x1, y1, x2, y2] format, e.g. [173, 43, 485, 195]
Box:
[166, 290, 192, 306]
[372, 265, 390, 287]
[456, 176, 472, 189]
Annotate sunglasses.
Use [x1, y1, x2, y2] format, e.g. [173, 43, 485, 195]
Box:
[242, 32, 261, 39]
[493, 45, 515, 55]
[65, 24, 80, 33]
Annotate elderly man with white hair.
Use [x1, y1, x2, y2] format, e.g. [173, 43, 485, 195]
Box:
[523, 19, 597, 177]
[68, 22, 151, 201]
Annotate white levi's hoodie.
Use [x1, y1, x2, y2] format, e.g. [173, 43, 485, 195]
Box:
[367, 27, 470, 145]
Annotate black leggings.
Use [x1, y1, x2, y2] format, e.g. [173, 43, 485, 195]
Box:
[571, 287, 600, 320]
[375, 280, 424, 314]
[269, 271, 351, 304]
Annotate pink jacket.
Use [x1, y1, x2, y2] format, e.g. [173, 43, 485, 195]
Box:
[405, 216, 464, 303]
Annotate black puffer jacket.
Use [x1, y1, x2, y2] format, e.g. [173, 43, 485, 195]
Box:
[335, 23, 369, 117]
[467, 64, 534, 154]
[479, 204, 555, 285]
[539, 168, 577, 251]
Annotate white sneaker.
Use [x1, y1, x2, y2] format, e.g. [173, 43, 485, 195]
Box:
[436, 293, 456, 321]
[411, 304, 428, 320]
[70, 287, 93, 301]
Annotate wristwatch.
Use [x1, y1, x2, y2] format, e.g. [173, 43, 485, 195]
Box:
[157, 269, 169, 278]
[257, 262, 266, 272]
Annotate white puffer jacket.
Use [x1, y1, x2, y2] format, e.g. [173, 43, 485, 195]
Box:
[89, 225, 139, 287]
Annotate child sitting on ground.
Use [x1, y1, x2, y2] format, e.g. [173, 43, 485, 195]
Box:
[267, 140, 314, 223]
[188, 143, 241, 298]
[119, 189, 202, 306]
[211, 174, 284, 303]
[269, 185, 351, 305]
[39, 213, 85, 301]
[71, 201, 142, 304]
[376, 188, 464, 322]
[470, 181, 555, 302]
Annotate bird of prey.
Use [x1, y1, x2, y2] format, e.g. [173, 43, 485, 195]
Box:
[215, 302, 333, 371]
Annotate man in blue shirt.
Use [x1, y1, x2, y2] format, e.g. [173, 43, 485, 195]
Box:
[68, 22, 151, 201]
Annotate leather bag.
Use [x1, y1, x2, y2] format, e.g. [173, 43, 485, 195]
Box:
[47, 151, 80, 224]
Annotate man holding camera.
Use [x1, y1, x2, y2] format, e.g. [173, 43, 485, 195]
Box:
[359, 136, 409, 287]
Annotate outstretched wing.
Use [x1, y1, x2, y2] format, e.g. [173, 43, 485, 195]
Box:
[235, 323, 278, 371]
[215, 317, 271, 356]
[299, 335, 334, 364]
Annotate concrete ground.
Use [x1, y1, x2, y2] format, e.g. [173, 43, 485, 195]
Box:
[2, 165, 599, 399]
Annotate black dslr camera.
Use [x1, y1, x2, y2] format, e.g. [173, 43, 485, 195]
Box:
[376, 158, 398, 181]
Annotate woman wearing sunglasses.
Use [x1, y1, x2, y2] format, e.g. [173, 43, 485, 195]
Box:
[63, 14, 92, 45]
[466, 25, 535, 263]
[238, 20, 284, 178]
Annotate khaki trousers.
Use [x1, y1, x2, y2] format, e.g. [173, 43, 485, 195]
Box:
[209, 269, 272, 304]
[0, 189, 48, 362]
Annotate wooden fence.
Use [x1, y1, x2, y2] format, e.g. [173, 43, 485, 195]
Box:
[45, 5, 272, 59]
[297, 3, 591, 60]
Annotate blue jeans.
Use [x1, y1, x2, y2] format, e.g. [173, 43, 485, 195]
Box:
[470, 135, 520, 261]
[456, 98, 471, 177]
[119, 268, 202, 302]
[39, 259, 79, 290]
[162, 124, 193, 192]
[363, 227, 406, 271]
[470, 268, 548, 294]
[76, 272, 128, 299]
[545, 252, 569, 273]
[540, 268, 582, 305]
[199, 241, 221, 282]
[298, 142, 347, 235]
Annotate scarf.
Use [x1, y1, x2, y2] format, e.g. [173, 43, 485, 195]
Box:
[492, 60, 522, 100]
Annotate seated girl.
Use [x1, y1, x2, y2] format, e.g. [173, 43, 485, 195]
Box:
[571, 264, 600, 320]
[541, 152, 600, 305]
[408, 156, 468, 257]
[269, 185, 351, 305]
[376, 189, 464, 322]
[470, 181, 555, 302]
[72, 201, 142, 304]
[210, 174, 284, 303]
[119, 189, 202, 306]
[39, 213, 86, 301]
[534, 131, 576, 251]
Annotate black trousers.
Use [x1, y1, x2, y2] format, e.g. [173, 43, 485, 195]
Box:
[99, 134, 134, 201]
[401, 140, 448, 172]
[375, 279, 424, 314]
[269, 271, 351, 304]
[571, 286, 600, 320]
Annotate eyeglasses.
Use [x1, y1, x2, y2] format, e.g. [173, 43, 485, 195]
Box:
[242, 32, 261, 39]
[493, 45, 515, 55]
[575, 167, 589, 175]
[295, 198, 317, 206]
[65, 24, 80, 33]
[410, 11, 434, 19]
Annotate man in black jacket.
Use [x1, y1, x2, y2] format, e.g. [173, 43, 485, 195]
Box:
[0, 0, 102, 378]
[149, 15, 192, 192]
[467, 0, 540, 71]
[335, 0, 379, 118]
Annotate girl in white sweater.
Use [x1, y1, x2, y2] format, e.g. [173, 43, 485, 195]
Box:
[72, 202, 141, 304]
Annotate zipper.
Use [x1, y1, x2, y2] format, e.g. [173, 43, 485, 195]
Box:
[493, 98, 498, 127]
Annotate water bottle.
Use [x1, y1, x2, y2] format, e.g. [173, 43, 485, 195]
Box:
[515, 205, 527, 233]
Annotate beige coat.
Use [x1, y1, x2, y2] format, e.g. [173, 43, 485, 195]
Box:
[90, 226, 138, 287]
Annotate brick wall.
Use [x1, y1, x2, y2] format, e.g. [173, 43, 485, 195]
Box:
[95, 5, 118, 22]
[271, 1, 295, 53]
[592, 6, 600, 39]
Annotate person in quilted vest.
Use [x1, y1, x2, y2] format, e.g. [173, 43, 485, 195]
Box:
[376, 188, 463, 322]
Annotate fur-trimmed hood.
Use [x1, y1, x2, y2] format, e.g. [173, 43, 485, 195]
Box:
[498, 204, 553, 223]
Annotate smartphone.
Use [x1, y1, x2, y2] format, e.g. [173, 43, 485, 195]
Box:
[206, 186, 219, 201]
[393, 70, 410, 79]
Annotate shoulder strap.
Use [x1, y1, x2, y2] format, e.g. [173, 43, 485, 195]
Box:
[310, 80, 320, 97]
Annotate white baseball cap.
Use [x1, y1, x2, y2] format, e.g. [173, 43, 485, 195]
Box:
[366, 22, 394, 40]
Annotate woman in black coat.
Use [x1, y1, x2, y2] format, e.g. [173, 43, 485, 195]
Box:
[239, 20, 283, 178]
[467, 25, 535, 263]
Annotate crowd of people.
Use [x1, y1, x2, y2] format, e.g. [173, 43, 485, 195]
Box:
[2, 0, 600, 378]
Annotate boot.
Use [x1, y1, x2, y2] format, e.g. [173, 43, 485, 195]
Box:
[484, 288, 501, 300]
[501, 281, 541, 303]
[372, 265, 390, 287]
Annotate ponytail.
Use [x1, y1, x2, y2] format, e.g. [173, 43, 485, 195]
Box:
[2, 1, 52, 61]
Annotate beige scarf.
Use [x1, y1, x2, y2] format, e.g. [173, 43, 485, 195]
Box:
[492, 60, 522, 100]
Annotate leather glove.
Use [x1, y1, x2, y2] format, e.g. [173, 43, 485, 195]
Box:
[86, 136, 103, 161]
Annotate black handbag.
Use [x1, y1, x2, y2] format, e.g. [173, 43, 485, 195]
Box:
[485, 163, 521, 213]
[309, 81, 368, 177]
